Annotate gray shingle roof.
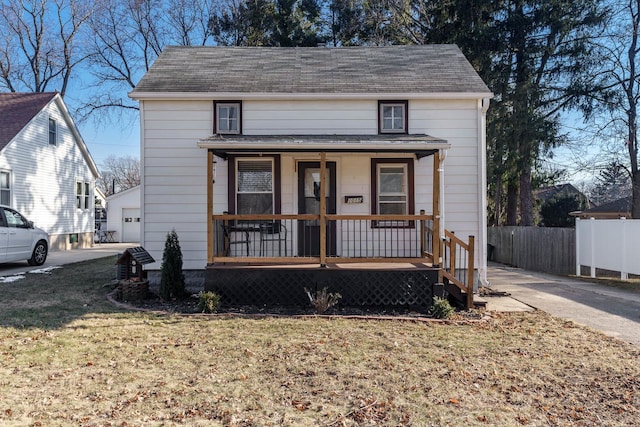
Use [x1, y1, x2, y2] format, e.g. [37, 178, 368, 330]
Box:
[131, 45, 491, 95]
[0, 92, 57, 150]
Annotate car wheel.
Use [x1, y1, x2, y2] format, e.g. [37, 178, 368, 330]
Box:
[28, 240, 48, 266]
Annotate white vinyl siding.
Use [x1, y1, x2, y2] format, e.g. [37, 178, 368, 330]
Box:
[141, 100, 211, 269]
[0, 99, 95, 238]
[243, 100, 376, 135]
[140, 97, 483, 270]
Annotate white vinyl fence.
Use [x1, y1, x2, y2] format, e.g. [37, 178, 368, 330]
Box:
[576, 218, 640, 279]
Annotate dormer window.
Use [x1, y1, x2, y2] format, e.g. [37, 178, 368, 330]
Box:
[215, 101, 241, 134]
[379, 101, 408, 134]
[49, 117, 57, 145]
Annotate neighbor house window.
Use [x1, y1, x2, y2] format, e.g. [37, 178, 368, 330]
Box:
[0, 171, 10, 205]
[215, 101, 241, 134]
[49, 117, 57, 145]
[371, 158, 414, 227]
[76, 181, 90, 210]
[378, 101, 408, 134]
[228, 155, 281, 217]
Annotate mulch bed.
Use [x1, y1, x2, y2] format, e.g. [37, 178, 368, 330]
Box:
[110, 285, 484, 320]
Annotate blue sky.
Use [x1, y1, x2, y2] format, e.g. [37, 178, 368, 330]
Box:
[77, 117, 140, 170]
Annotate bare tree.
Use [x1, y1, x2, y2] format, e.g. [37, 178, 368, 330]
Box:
[582, 0, 640, 217]
[0, 0, 94, 96]
[97, 155, 140, 196]
[79, 0, 219, 121]
[166, 0, 217, 46]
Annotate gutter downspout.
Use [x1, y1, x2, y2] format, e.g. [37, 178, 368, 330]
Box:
[478, 97, 491, 287]
[439, 149, 447, 242]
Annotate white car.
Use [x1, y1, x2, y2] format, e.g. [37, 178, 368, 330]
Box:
[0, 206, 49, 266]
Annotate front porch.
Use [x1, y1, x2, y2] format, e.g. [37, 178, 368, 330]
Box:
[206, 212, 475, 310]
[204, 147, 477, 310]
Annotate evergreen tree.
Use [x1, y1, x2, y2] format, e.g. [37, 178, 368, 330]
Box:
[211, 0, 324, 47]
[160, 230, 186, 300]
[588, 161, 632, 206]
[423, 0, 605, 225]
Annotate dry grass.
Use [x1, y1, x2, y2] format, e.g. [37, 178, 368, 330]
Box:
[0, 257, 639, 426]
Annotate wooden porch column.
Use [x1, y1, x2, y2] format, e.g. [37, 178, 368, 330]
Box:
[319, 152, 327, 267]
[207, 150, 214, 264]
[432, 150, 441, 266]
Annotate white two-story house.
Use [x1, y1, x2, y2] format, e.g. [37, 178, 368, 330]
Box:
[0, 92, 99, 250]
[130, 45, 492, 309]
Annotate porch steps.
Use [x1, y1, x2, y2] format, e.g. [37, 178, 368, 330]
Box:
[443, 281, 486, 310]
[472, 295, 487, 310]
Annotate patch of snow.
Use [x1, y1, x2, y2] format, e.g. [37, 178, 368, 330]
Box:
[0, 275, 26, 283]
[28, 266, 62, 274]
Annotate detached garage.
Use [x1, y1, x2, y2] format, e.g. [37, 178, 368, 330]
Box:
[106, 185, 141, 243]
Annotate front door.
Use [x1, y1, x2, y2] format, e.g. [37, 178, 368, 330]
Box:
[298, 162, 336, 257]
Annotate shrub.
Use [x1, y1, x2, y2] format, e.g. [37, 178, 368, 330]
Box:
[305, 287, 342, 314]
[198, 291, 221, 313]
[159, 229, 186, 300]
[431, 296, 455, 319]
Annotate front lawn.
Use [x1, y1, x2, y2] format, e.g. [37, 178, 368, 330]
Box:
[0, 257, 638, 425]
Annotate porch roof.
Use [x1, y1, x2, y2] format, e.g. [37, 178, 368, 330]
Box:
[197, 134, 450, 159]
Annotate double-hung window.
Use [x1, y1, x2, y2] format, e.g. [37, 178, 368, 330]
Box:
[76, 181, 90, 210]
[236, 158, 274, 215]
[49, 117, 57, 145]
[0, 171, 10, 205]
[379, 101, 408, 134]
[215, 101, 241, 134]
[371, 158, 414, 227]
[229, 155, 281, 220]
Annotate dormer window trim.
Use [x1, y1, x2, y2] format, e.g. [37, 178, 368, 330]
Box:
[378, 100, 408, 134]
[214, 101, 242, 135]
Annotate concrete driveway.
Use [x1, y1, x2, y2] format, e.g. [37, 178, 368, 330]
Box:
[486, 263, 640, 346]
[0, 243, 134, 277]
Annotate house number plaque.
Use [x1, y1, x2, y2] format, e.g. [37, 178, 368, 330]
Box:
[344, 195, 363, 204]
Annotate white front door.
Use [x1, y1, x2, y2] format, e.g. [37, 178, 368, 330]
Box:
[122, 208, 140, 242]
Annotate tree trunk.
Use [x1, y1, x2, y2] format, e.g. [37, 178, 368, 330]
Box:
[492, 172, 503, 226]
[506, 182, 518, 226]
[519, 161, 534, 225]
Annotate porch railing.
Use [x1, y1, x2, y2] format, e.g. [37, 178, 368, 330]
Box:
[441, 230, 475, 309]
[211, 213, 476, 309]
[212, 213, 435, 264]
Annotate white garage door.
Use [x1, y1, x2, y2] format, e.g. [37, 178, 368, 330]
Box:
[122, 208, 141, 243]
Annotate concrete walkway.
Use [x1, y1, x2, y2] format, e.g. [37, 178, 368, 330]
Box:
[486, 263, 640, 346]
[0, 243, 134, 277]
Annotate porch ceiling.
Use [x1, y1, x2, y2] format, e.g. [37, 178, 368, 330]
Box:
[197, 134, 450, 159]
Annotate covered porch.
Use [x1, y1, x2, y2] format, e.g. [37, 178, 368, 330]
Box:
[201, 135, 476, 309]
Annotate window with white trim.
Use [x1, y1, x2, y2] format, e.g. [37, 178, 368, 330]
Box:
[0, 171, 10, 206]
[76, 181, 90, 210]
[379, 101, 408, 133]
[236, 158, 273, 215]
[215, 101, 241, 134]
[49, 117, 57, 145]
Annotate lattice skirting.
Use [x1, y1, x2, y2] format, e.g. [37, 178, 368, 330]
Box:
[205, 266, 441, 309]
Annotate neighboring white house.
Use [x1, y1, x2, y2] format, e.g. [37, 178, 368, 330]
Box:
[130, 45, 491, 304]
[105, 185, 141, 243]
[0, 92, 99, 250]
